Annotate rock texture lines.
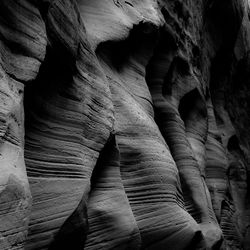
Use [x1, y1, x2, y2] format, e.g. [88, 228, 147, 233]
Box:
[0, 0, 250, 249]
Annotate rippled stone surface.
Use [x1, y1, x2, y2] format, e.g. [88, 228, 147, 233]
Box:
[0, 0, 250, 249]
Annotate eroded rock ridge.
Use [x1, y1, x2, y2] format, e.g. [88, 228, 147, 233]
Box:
[0, 0, 250, 249]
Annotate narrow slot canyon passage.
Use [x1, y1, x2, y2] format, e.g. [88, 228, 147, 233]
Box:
[0, 0, 250, 249]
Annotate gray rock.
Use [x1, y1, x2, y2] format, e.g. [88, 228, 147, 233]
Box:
[0, 0, 249, 249]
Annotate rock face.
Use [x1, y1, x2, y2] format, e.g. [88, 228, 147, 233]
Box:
[0, 0, 250, 249]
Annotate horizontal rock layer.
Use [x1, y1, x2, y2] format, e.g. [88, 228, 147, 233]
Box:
[0, 0, 249, 249]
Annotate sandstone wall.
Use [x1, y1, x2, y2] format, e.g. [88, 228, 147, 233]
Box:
[0, 0, 249, 249]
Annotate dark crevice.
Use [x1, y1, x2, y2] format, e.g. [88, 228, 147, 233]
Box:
[212, 236, 223, 250]
[96, 21, 158, 71]
[36, 0, 51, 21]
[24, 44, 75, 97]
[89, 133, 116, 190]
[205, 0, 243, 51]
[161, 23, 178, 51]
[146, 24, 178, 91]
[125, 1, 134, 7]
[173, 1, 191, 26]
[49, 197, 89, 250]
[205, 87, 210, 100]
[162, 56, 190, 96]
[178, 88, 207, 130]
[192, 45, 201, 69]
[184, 230, 206, 250]
[172, 55, 190, 76]
[227, 135, 240, 152]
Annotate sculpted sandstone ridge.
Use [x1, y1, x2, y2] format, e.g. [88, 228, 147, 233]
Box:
[0, 0, 250, 249]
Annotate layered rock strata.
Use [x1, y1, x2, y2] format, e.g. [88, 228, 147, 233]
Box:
[0, 0, 250, 249]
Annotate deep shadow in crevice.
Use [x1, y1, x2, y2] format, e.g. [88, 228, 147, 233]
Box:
[227, 135, 240, 152]
[49, 197, 89, 250]
[184, 230, 206, 250]
[178, 88, 207, 131]
[205, 0, 243, 50]
[162, 56, 190, 96]
[89, 133, 117, 190]
[124, 1, 133, 7]
[24, 43, 77, 115]
[96, 21, 159, 71]
[145, 23, 178, 92]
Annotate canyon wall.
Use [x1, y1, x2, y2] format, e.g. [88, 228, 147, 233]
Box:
[0, 0, 250, 249]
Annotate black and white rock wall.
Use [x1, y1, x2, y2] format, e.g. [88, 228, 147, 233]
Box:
[0, 0, 250, 249]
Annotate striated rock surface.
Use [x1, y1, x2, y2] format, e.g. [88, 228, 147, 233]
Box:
[0, 0, 250, 249]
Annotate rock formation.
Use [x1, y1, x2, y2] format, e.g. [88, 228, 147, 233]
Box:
[0, 0, 250, 249]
